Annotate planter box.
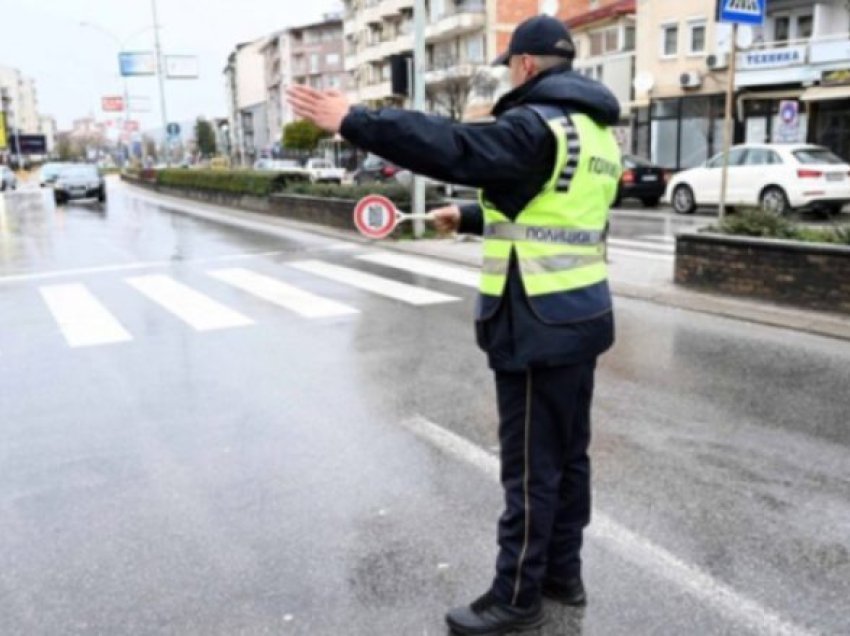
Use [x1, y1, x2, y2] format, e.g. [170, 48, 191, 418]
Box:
[675, 232, 850, 314]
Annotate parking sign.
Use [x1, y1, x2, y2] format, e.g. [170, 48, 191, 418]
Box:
[717, 0, 766, 25]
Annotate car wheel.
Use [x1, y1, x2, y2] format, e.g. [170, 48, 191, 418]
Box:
[0, 183, 5, 192]
[642, 196, 661, 208]
[97, 189, 107, 203]
[760, 186, 790, 216]
[54, 195, 64, 205]
[672, 184, 696, 215]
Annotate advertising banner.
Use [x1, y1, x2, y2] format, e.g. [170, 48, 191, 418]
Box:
[119, 51, 157, 76]
[102, 96, 125, 112]
[0, 112, 7, 149]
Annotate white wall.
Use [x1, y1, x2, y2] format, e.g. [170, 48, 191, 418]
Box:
[236, 40, 267, 110]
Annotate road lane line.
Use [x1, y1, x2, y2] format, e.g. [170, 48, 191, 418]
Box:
[126, 275, 254, 331]
[356, 253, 480, 288]
[0, 252, 288, 286]
[607, 238, 674, 254]
[39, 283, 133, 347]
[208, 268, 359, 318]
[401, 415, 818, 636]
[289, 260, 460, 306]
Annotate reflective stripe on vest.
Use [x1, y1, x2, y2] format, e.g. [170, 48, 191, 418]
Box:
[478, 108, 620, 316]
[484, 222, 604, 246]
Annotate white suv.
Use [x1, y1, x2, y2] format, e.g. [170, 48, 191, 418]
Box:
[666, 144, 850, 215]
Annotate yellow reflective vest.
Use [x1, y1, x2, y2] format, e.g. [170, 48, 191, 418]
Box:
[478, 106, 621, 323]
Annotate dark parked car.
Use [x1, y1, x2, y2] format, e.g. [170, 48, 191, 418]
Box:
[53, 164, 106, 205]
[614, 154, 668, 208]
[352, 153, 402, 185]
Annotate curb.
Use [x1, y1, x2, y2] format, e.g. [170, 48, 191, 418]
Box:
[121, 182, 850, 343]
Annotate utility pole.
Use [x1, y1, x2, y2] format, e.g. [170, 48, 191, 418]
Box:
[151, 0, 170, 165]
[718, 23, 738, 220]
[411, 0, 426, 237]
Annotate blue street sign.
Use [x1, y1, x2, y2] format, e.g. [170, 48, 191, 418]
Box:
[717, 0, 766, 25]
[166, 122, 181, 138]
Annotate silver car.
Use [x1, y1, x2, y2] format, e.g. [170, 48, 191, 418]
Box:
[54, 164, 106, 205]
[1, 166, 17, 191]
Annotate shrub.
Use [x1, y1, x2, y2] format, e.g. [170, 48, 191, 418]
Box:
[156, 169, 305, 196]
[709, 208, 850, 245]
[281, 181, 444, 207]
[714, 209, 798, 239]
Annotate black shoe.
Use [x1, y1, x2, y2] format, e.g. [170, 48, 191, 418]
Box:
[541, 577, 586, 606]
[445, 591, 547, 635]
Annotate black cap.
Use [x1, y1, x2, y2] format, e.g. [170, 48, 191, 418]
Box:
[493, 15, 576, 66]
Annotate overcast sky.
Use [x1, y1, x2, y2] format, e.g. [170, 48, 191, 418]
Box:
[0, 0, 341, 130]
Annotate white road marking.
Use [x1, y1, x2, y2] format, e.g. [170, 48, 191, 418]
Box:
[608, 237, 674, 254]
[357, 253, 479, 288]
[0, 251, 287, 285]
[126, 275, 254, 331]
[401, 414, 818, 636]
[289, 260, 460, 306]
[39, 283, 132, 347]
[608, 248, 675, 262]
[208, 267, 359, 318]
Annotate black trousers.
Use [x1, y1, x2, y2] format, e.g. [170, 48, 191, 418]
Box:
[489, 360, 596, 608]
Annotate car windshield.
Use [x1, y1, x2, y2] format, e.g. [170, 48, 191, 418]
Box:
[61, 166, 99, 179]
[793, 148, 845, 165]
[623, 155, 652, 168]
[41, 163, 65, 177]
[272, 160, 299, 169]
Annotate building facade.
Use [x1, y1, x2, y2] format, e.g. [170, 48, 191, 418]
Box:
[223, 38, 269, 164]
[733, 0, 850, 161]
[0, 66, 41, 136]
[633, 0, 732, 170]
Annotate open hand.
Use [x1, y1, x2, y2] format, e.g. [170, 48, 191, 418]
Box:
[286, 85, 350, 133]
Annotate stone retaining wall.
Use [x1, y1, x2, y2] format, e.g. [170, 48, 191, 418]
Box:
[675, 232, 850, 314]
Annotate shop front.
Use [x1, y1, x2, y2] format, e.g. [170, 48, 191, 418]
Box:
[634, 94, 728, 171]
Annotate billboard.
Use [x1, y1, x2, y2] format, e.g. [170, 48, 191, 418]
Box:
[124, 120, 140, 132]
[102, 96, 125, 112]
[7, 134, 47, 154]
[165, 55, 199, 79]
[119, 51, 157, 76]
[0, 112, 7, 149]
[127, 95, 152, 112]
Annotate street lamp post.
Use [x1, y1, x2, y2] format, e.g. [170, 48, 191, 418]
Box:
[80, 21, 157, 165]
[150, 0, 170, 166]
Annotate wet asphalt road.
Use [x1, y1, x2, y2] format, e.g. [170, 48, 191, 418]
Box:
[1, 181, 848, 636]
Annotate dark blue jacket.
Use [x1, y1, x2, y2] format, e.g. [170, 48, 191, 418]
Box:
[340, 66, 620, 371]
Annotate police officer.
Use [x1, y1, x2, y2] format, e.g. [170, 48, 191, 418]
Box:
[289, 14, 621, 635]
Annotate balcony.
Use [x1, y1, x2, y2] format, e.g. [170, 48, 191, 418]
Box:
[358, 80, 393, 102]
[424, 62, 482, 87]
[425, 2, 486, 43]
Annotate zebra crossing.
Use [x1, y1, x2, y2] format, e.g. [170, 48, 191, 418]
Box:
[1, 254, 476, 351]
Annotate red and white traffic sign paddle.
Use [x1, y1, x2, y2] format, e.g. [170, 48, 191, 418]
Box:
[353, 194, 433, 240]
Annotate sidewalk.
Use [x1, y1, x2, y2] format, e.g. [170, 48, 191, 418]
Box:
[122, 181, 850, 342]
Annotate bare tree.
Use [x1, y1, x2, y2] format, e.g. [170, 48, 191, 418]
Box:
[426, 57, 481, 122]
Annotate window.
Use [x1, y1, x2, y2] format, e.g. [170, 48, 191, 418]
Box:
[744, 149, 782, 165]
[797, 15, 813, 39]
[623, 26, 636, 52]
[707, 147, 747, 168]
[661, 24, 678, 57]
[793, 148, 844, 165]
[688, 20, 707, 55]
[466, 35, 484, 64]
[326, 53, 341, 67]
[589, 27, 619, 56]
[774, 16, 790, 43]
[310, 54, 320, 73]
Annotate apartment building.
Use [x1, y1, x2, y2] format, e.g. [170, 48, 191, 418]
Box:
[633, 0, 732, 169]
[261, 30, 291, 149]
[0, 66, 40, 136]
[223, 39, 268, 164]
[342, 0, 489, 114]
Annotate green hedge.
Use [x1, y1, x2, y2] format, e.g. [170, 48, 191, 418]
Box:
[711, 209, 850, 245]
[156, 169, 305, 196]
[282, 182, 444, 207]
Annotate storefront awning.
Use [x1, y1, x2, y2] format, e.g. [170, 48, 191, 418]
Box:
[800, 85, 850, 102]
